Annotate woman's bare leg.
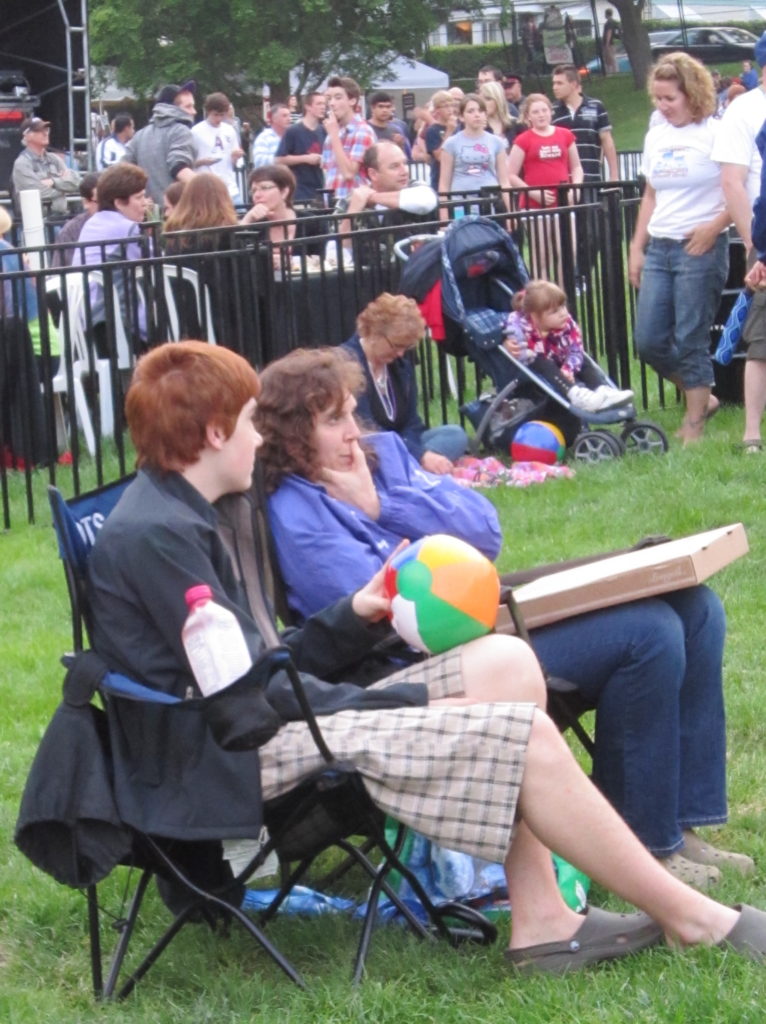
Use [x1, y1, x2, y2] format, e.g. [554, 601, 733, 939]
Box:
[505, 821, 583, 948]
[677, 386, 715, 444]
[516, 710, 739, 946]
[431, 634, 548, 708]
[433, 636, 590, 947]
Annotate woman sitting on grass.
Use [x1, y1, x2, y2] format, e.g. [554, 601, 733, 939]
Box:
[257, 345, 753, 887]
[342, 293, 468, 475]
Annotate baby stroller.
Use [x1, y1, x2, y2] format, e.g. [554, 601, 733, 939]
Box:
[396, 216, 669, 462]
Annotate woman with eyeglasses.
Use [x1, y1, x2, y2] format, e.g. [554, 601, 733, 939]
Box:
[239, 163, 326, 261]
[341, 293, 468, 474]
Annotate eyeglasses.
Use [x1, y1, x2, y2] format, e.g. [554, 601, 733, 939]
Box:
[251, 182, 280, 193]
[380, 333, 417, 356]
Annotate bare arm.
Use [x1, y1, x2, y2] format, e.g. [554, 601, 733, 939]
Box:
[495, 146, 511, 213]
[720, 162, 753, 253]
[600, 129, 619, 181]
[506, 143, 526, 189]
[628, 183, 656, 288]
[568, 143, 584, 186]
[276, 152, 321, 167]
[685, 209, 732, 256]
[438, 149, 455, 222]
[508, 142, 552, 206]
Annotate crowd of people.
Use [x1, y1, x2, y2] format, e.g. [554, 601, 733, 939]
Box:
[10, 19, 766, 987]
[9, 30, 766, 447]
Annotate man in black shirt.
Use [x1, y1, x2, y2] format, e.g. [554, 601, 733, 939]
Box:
[275, 92, 327, 202]
[551, 64, 618, 183]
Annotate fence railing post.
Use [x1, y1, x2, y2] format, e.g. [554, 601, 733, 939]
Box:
[599, 187, 631, 389]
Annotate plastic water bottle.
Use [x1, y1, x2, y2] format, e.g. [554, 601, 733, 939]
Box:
[181, 584, 252, 696]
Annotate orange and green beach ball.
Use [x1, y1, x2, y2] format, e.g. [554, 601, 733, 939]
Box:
[384, 534, 500, 654]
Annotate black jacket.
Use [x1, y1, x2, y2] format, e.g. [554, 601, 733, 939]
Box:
[85, 469, 427, 842]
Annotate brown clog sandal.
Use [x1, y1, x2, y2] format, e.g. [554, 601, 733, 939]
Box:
[719, 904, 766, 963]
[504, 906, 664, 975]
[681, 830, 756, 876]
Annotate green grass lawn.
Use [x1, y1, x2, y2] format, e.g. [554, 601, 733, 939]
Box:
[3, 399, 766, 1020]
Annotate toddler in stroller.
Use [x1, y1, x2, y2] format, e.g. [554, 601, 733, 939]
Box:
[398, 215, 668, 459]
[505, 281, 633, 415]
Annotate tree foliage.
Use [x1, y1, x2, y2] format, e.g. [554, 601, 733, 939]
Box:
[89, 0, 453, 100]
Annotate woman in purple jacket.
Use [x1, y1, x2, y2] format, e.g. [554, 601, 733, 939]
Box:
[257, 345, 750, 883]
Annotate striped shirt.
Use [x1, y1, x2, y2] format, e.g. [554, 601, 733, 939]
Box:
[552, 95, 612, 182]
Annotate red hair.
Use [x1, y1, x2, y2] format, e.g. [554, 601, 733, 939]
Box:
[126, 341, 260, 471]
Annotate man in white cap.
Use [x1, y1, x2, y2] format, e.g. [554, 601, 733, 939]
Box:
[711, 31, 766, 452]
[12, 117, 80, 216]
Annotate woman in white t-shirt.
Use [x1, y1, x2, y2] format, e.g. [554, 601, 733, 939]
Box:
[628, 53, 731, 444]
[438, 94, 510, 221]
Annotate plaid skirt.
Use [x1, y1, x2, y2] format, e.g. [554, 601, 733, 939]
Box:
[259, 648, 535, 863]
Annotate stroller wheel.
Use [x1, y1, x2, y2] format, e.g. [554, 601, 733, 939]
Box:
[572, 430, 624, 463]
[621, 421, 669, 455]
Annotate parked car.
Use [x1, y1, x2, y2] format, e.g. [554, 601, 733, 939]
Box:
[583, 27, 759, 75]
[583, 31, 680, 73]
[650, 26, 760, 63]
[583, 50, 632, 74]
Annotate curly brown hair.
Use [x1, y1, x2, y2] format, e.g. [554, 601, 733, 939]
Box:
[648, 52, 716, 122]
[256, 347, 366, 492]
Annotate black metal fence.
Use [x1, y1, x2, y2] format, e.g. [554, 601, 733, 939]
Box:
[1, 180, 738, 528]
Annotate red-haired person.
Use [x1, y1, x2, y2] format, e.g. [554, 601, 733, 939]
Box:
[87, 340, 766, 975]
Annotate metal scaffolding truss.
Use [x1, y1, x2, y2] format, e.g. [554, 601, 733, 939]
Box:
[56, 0, 92, 167]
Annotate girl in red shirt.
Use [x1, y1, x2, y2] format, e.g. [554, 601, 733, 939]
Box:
[508, 93, 582, 208]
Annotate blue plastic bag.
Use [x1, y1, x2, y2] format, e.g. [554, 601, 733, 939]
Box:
[363, 821, 589, 922]
[715, 289, 752, 365]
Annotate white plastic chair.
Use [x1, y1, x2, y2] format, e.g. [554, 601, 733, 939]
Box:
[46, 274, 99, 455]
[85, 269, 141, 371]
[161, 264, 217, 344]
[59, 274, 118, 442]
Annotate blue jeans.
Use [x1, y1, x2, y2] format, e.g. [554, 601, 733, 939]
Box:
[529, 586, 727, 855]
[421, 424, 468, 462]
[635, 233, 729, 390]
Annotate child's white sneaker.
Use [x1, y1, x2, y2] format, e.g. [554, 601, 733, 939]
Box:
[594, 385, 634, 409]
[567, 384, 603, 412]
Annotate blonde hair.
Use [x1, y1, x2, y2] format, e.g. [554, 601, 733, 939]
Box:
[430, 90, 454, 109]
[512, 279, 567, 315]
[479, 80, 513, 131]
[649, 52, 716, 122]
[521, 93, 552, 125]
[0, 206, 12, 236]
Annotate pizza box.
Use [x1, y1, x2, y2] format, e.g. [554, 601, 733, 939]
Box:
[496, 523, 748, 632]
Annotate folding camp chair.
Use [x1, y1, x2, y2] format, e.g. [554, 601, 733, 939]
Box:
[16, 478, 496, 1001]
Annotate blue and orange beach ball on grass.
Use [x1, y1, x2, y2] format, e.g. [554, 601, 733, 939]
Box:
[511, 420, 566, 465]
[384, 535, 500, 654]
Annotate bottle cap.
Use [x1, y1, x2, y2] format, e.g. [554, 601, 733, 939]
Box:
[185, 583, 212, 608]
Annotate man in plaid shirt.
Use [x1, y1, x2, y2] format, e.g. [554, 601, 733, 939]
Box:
[322, 76, 376, 202]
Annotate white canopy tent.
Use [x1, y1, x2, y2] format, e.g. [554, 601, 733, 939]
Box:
[267, 56, 450, 114]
